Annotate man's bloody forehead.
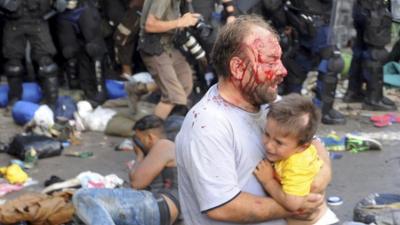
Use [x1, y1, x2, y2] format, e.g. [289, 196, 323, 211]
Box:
[247, 37, 282, 82]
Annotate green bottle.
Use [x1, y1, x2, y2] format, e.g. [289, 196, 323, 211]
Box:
[24, 147, 38, 169]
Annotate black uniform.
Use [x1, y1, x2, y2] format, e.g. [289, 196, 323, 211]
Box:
[343, 0, 396, 111]
[262, 0, 346, 125]
[2, 0, 59, 108]
[56, 0, 108, 106]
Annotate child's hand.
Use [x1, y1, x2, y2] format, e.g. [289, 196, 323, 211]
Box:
[254, 159, 274, 185]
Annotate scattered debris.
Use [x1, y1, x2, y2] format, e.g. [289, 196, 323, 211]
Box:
[64, 151, 94, 159]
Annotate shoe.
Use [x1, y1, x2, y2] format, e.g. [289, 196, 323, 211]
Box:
[362, 98, 397, 111]
[343, 91, 364, 103]
[321, 109, 346, 125]
[382, 96, 396, 106]
[345, 133, 382, 153]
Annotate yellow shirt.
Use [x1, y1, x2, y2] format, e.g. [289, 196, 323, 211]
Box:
[273, 144, 323, 196]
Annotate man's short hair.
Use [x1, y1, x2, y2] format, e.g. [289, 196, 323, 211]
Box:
[133, 115, 164, 132]
[211, 14, 278, 78]
[267, 94, 321, 146]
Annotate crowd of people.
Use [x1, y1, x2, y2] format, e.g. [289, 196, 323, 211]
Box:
[0, 0, 399, 224]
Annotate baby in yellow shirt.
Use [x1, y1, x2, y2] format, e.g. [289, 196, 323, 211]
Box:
[254, 94, 338, 225]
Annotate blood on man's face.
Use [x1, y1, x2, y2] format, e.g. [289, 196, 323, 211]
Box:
[233, 27, 287, 105]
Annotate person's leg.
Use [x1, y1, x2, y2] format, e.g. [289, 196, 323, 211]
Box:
[141, 52, 187, 119]
[30, 22, 58, 109]
[171, 49, 193, 97]
[73, 188, 161, 225]
[313, 26, 346, 125]
[343, 36, 365, 102]
[2, 21, 26, 109]
[361, 46, 397, 111]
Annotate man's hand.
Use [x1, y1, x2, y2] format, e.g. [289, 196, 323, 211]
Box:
[253, 159, 274, 186]
[291, 193, 324, 221]
[133, 145, 145, 161]
[226, 16, 235, 24]
[177, 12, 201, 28]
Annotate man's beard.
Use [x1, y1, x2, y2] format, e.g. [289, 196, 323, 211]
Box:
[254, 84, 278, 105]
[245, 83, 278, 106]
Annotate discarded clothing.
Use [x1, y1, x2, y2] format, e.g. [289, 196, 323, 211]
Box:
[0, 183, 24, 197]
[0, 191, 74, 225]
[77, 171, 124, 189]
[320, 132, 346, 151]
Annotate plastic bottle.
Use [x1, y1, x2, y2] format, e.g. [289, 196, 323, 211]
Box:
[24, 147, 38, 169]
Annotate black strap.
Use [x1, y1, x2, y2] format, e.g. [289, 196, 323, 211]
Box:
[153, 193, 171, 225]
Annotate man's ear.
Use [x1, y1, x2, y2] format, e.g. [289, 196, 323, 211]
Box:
[147, 132, 158, 145]
[229, 56, 246, 80]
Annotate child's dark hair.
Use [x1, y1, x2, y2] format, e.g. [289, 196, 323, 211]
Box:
[133, 115, 164, 132]
[267, 94, 320, 146]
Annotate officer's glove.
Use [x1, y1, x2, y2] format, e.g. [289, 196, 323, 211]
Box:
[53, 0, 67, 12]
[0, 0, 20, 12]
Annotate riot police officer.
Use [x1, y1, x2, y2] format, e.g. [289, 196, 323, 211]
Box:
[343, 0, 397, 111]
[262, 0, 346, 125]
[56, 0, 109, 107]
[2, 0, 65, 110]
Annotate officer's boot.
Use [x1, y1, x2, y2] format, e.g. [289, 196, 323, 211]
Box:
[320, 74, 346, 125]
[7, 76, 23, 105]
[65, 58, 80, 89]
[5, 77, 23, 116]
[38, 57, 59, 110]
[343, 56, 364, 103]
[362, 62, 397, 111]
[42, 76, 59, 110]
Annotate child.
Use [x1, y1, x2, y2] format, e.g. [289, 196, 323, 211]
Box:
[254, 94, 338, 225]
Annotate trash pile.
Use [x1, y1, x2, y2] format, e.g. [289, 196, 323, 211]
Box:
[0, 73, 158, 224]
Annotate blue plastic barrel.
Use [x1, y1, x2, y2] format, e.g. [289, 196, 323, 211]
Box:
[22, 82, 42, 103]
[12, 101, 40, 125]
[0, 84, 9, 108]
[106, 79, 127, 99]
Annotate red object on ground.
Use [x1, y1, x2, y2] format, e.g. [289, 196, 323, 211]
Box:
[370, 113, 400, 127]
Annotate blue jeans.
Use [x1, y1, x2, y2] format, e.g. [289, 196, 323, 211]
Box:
[73, 188, 161, 225]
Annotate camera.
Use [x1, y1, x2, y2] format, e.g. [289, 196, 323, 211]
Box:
[194, 16, 212, 39]
[174, 30, 206, 60]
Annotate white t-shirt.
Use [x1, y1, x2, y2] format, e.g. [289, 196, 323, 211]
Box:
[176, 85, 286, 225]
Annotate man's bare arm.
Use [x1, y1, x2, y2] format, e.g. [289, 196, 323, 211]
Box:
[145, 13, 200, 33]
[206, 192, 289, 223]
